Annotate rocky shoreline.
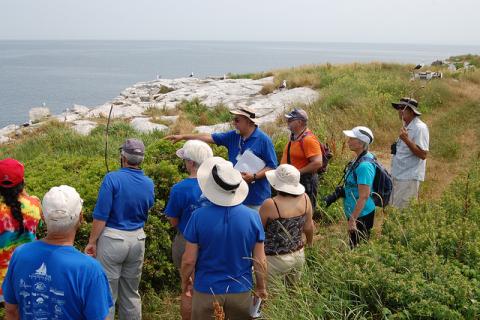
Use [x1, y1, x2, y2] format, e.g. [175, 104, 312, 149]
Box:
[0, 76, 319, 143]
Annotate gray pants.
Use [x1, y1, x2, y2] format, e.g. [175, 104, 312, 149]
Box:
[172, 232, 187, 269]
[97, 227, 146, 320]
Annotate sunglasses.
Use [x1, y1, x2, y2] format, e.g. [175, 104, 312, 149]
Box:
[233, 117, 242, 123]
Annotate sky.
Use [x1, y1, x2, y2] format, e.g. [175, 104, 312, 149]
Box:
[1, 0, 479, 45]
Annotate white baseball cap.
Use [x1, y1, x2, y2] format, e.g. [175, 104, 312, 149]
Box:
[343, 126, 374, 144]
[42, 185, 83, 226]
[176, 140, 213, 165]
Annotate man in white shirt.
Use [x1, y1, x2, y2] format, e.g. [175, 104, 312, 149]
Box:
[390, 97, 430, 208]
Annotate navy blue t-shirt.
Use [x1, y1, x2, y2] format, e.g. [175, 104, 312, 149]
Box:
[93, 168, 155, 230]
[183, 201, 265, 294]
[164, 178, 202, 234]
[2, 241, 113, 320]
[212, 128, 278, 205]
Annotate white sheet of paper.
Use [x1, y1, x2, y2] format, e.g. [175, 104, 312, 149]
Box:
[249, 297, 262, 318]
[234, 149, 266, 174]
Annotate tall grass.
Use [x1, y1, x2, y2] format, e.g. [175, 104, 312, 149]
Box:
[2, 57, 480, 318]
[264, 159, 480, 319]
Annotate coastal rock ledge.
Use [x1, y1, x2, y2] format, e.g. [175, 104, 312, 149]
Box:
[1, 77, 319, 142]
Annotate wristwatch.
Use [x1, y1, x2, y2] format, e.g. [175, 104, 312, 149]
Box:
[253, 173, 257, 182]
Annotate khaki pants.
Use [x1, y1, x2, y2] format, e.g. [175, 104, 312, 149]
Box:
[267, 248, 305, 285]
[192, 290, 252, 320]
[97, 227, 146, 320]
[391, 178, 420, 209]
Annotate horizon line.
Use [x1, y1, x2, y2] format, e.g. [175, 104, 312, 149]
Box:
[0, 39, 479, 47]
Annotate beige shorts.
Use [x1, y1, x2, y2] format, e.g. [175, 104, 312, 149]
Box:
[391, 178, 420, 209]
[266, 248, 305, 284]
[191, 289, 252, 320]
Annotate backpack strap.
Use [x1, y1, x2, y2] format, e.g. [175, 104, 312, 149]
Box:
[287, 129, 310, 164]
[298, 131, 317, 157]
[351, 155, 376, 183]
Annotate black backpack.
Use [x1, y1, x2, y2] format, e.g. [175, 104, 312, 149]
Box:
[351, 155, 393, 208]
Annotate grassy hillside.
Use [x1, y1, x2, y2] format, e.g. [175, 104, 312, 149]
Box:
[1, 55, 479, 319]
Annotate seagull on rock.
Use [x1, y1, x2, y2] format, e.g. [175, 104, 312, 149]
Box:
[279, 80, 287, 90]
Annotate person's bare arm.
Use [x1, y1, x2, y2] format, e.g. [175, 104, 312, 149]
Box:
[167, 217, 179, 228]
[348, 184, 370, 231]
[181, 242, 198, 295]
[164, 134, 214, 144]
[259, 199, 274, 227]
[85, 219, 107, 257]
[252, 242, 268, 300]
[303, 195, 314, 246]
[299, 155, 323, 174]
[399, 127, 428, 160]
[241, 167, 274, 184]
[5, 303, 19, 320]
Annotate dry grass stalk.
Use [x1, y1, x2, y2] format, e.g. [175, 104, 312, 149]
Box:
[212, 300, 225, 320]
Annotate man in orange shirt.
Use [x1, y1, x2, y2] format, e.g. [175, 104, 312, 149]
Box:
[281, 109, 323, 212]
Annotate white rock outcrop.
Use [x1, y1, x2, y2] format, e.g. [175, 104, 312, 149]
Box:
[2, 76, 320, 144]
[93, 77, 319, 126]
[195, 123, 232, 134]
[72, 120, 98, 136]
[29, 107, 51, 123]
[130, 118, 168, 133]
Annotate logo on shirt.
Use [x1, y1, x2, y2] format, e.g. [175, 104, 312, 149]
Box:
[29, 262, 51, 281]
[35, 263, 47, 276]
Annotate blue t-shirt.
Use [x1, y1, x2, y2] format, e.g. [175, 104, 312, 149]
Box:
[212, 128, 278, 205]
[2, 241, 113, 320]
[183, 201, 265, 294]
[343, 152, 376, 218]
[93, 168, 155, 231]
[164, 178, 202, 234]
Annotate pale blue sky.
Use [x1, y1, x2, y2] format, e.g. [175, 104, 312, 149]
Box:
[1, 0, 479, 45]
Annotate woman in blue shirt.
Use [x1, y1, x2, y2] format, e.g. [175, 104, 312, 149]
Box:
[342, 126, 376, 248]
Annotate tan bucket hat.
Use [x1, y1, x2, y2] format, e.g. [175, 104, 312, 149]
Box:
[265, 164, 305, 195]
[197, 157, 249, 206]
[230, 106, 259, 124]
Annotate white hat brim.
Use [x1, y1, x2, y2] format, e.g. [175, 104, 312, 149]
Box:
[197, 157, 249, 207]
[343, 130, 356, 138]
[265, 170, 305, 195]
[175, 148, 186, 159]
[230, 110, 259, 124]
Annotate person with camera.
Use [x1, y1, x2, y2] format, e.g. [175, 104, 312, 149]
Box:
[390, 98, 429, 208]
[324, 126, 376, 248]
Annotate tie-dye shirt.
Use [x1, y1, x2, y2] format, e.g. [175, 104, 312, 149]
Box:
[0, 194, 42, 297]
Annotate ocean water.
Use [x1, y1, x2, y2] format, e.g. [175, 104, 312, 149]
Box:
[1, 40, 479, 128]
